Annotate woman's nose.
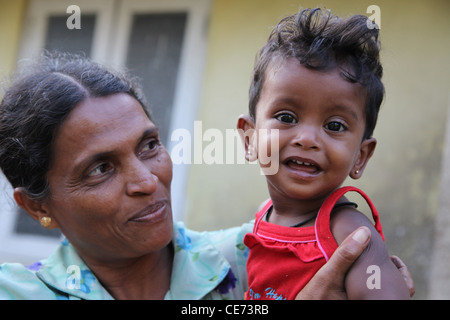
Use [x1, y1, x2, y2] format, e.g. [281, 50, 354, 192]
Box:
[125, 159, 158, 196]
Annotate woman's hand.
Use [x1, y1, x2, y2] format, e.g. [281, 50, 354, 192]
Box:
[391, 255, 415, 297]
[295, 227, 415, 299]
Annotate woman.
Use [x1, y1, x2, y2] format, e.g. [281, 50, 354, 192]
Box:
[0, 52, 413, 299]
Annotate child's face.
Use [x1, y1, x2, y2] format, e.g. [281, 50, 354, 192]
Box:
[240, 57, 376, 203]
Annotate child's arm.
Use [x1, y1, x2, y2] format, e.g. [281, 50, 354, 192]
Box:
[330, 207, 410, 299]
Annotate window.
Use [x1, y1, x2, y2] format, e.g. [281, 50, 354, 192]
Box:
[0, 0, 210, 263]
[125, 12, 187, 143]
[45, 14, 97, 55]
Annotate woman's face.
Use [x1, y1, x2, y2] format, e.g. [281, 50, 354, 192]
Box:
[44, 93, 173, 262]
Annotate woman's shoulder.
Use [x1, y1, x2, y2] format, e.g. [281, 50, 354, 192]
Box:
[177, 220, 254, 254]
[0, 239, 112, 300]
[171, 220, 254, 299]
[174, 220, 253, 243]
[0, 261, 57, 299]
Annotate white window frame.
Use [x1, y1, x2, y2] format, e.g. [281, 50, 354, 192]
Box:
[1, 0, 210, 263]
[17, 0, 115, 64]
[109, 0, 211, 223]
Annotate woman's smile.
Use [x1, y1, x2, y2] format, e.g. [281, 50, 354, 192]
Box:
[128, 200, 169, 224]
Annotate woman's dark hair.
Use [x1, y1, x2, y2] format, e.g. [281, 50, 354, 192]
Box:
[0, 51, 150, 200]
[249, 7, 384, 140]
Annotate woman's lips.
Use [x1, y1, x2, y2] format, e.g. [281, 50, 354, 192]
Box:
[128, 201, 168, 223]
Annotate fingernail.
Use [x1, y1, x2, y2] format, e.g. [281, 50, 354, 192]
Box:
[352, 228, 370, 244]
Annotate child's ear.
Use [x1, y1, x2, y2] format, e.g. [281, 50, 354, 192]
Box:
[237, 114, 258, 161]
[350, 137, 377, 179]
[13, 187, 59, 229]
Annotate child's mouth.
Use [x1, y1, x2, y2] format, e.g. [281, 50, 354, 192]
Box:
[285, 158, 321, 174]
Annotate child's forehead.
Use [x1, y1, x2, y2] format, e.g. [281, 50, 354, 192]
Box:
[265, 55, 346, 80]
[263, 57, 364, 89]
[263, 56, 366, 98]
[257, 57, 367, 115]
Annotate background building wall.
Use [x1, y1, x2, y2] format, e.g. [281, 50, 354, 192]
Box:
[0, 0, 26, 79]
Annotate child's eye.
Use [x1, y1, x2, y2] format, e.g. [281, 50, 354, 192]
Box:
[275, 113, 297, 124]
[325, 121, 346, 132]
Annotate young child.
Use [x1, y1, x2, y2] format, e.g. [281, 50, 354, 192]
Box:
[237, 8, 410, 299]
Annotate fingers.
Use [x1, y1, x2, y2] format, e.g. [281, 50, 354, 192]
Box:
[391, 255, 415, 297]
[328, 226, 371, 271]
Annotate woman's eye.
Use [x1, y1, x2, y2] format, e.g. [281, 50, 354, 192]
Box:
[325, 121, 346, 132]
[88, 163, 112, 177]
[140, 139, 160, 155]
[276, 113, 297, 124]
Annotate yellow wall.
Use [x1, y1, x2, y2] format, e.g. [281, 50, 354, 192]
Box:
[186, 0, 450, 299]
[0, 0, 27, 79]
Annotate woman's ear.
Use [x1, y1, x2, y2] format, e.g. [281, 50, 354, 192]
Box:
[350, 137, 377, 179]
[237, 114, 258, 162]
[13, 188, 58, 229]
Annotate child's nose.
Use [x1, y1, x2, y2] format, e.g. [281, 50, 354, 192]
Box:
[293, 125, 320, 150]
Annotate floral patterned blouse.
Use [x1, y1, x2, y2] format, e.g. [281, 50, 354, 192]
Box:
[0, 221, 252, 300]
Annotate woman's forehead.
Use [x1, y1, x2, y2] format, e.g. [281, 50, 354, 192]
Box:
[63, 94, 152, 132]
[51, 94, 155, 165]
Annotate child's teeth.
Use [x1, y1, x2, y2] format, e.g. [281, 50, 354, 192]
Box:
[292, 160, 312, 166]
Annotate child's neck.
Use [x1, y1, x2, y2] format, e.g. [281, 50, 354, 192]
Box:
[268, 197, 325, 227]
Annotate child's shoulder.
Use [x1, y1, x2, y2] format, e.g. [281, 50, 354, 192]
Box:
[329, 204, 383, 247]
[320, 186, 384, 246]
[328, 203, 410, 299]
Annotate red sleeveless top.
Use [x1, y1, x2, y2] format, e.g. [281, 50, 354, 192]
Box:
[244, 186, 384, 300]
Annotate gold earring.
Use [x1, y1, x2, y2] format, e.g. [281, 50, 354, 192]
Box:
[355, 170, 360, 175]
[40, 216, 52, 228]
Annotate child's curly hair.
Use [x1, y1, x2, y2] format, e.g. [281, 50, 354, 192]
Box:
[249, 8, 384, 140]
